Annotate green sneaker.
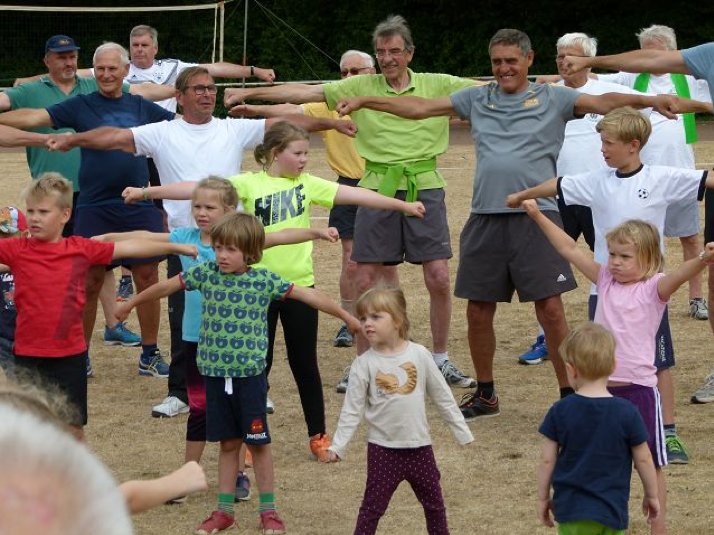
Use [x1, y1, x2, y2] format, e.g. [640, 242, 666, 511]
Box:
[665, 434, 690, 465]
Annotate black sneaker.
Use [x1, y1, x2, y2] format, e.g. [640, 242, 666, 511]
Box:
[333, 324, 354, 348]
[459, 391, 500, 421]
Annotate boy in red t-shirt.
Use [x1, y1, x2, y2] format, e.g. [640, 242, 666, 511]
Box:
[0, 173, 196, 437]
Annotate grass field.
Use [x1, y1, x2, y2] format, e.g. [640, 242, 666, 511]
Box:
[3, 125, 714, 534]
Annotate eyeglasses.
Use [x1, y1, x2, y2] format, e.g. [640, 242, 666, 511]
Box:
[555, 54, 589, 62]
[187, 84, 218, 95]
[375, 48, 409, 59]
[340, 67, 372, 77]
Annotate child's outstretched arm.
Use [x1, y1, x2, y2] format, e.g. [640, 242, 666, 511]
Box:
[116, 275, 183, 322]
[94, 230, 170, 243]
[265, 226, 339, 248]
[632, 442, 660, 524]
[112, 239, 196, 261]
[536, 438, 558, 528]
[334, 184, 426, 218]
[522, 200, 600, 284]
[658, 242, 714, 301]
[505, 178, 558, 208]
[119, 461, 208, 514]
[122, 181, 197, 204]
[288, 285, 360, 333]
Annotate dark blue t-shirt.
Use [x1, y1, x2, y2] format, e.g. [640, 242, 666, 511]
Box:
[47, 92, 174, 206]
[539, 394, 648, 530]
[0, 272, 16, 340]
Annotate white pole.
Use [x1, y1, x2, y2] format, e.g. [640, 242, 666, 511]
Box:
[219, 1, 225, 62]
[242, 0, 248, 87]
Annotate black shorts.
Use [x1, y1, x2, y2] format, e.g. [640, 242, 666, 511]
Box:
[705, 188, 714, 243]
[13, 352, 88, 426]
[74, 203, 165, 268]
[328, 176, 360, 240]
[204, 372, 271, 444]
[61, 191, 81, 238]
[455, 212, 577, 302]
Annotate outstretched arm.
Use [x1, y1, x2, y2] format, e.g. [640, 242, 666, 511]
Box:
[506, 178, 558, 208]
[573, 92, 706, 119]
[123, 181, 197, 204]
[228, 103, 303, 118]
[120, 461, 207, 514]
[536, 438, 558, 528]
[48, 126, 136, 153]
[0, 108, 53, 129]
[336, 95, 455, 120]
[129, 83, 176, 102]
[265, 227, 339, 248]
[564, 49, 689, 77]
[632, 442, 660, 524]
[116, 275, 183, 322]
[0, 124, 49, 147]
[113, 239, 196, 261]
[521, 200, 600, 283]
[201, 62, 276, 83]
[264, 114, 357, 138]
[288, 285, 360, 333]
[224, 83, 325, 107]
[658, 242, 714, 301]
[334, 185, 425, 218]
[94, 230, 170, 243]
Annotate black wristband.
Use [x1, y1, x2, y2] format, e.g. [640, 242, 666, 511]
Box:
[250, 65, 255, 76]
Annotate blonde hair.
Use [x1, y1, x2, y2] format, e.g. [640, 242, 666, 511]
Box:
[254, 121, 309, 170]
[606, 219, 664, 279]
[596, 106, 652, 147]
[192, 176, 238, 212]
[355, 286, 410, 340]
[560, 323, 616, 380]
[210, 212, 265, 266]
[23, 172, 73, 211]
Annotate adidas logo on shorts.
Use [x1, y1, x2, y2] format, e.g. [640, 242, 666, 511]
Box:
[556, 274, 567, 283]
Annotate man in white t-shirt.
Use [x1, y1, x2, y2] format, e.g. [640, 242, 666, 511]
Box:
[596, 25, 712, 321]
[49, 66, 357, 417]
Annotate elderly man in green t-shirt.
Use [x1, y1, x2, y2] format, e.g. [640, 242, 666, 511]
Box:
[224, 15, 478, 388]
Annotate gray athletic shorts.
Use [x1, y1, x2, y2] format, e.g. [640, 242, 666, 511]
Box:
[664, 198, 700, 237]
[455, 212, 577, 302]
[351, 188, 452, 265]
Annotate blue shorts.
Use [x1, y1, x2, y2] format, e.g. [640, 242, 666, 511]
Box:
[204, 372, 270, 444]
[588, 295, 674, 370]
[74, 203, 165, 268]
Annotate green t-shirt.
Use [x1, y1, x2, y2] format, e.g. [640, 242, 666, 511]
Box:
[228, 170, 339, 286]
[181, 262, 293, 378]
[323, 70, 475, 190]
[5, 76, 128, 191]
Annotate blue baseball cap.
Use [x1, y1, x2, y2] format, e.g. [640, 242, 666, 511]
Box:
[45, 35, 80, 54]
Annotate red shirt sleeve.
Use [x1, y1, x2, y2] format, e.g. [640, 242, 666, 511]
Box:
[76, 237, 115, 265]
[0, 238, 21, 267]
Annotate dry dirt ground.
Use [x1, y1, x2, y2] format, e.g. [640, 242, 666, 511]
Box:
[3, 125, 714, 534]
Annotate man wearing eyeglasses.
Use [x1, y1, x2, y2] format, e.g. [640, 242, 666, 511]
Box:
[223, 14, 480, 389]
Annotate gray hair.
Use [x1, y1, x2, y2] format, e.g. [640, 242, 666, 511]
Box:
[489, 28, 532, 57]
[0, 405, 133, 535]
[373, 14, 414, 51]
[557, 32, 598, 57]
[339, 50, 375, 69]
[130, 24, 158, 46]
[93, 42, 130, 66]
[637, 24, 677, 50]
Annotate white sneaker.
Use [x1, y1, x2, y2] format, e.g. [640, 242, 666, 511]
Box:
[689, 298, 709, 320]
[266, 397, 275, 414]
[151, 396, 189, 418]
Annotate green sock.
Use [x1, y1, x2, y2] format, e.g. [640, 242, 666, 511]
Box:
[259, 492, 276, 513]
[218, 493, 234, 515]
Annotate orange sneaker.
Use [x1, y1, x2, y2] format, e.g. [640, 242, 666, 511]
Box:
[309, 433, 331, 462]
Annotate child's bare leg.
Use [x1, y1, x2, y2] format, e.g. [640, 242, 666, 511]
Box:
[218, 439, 242, 494]
[657, 369, 675, 425]
[248, 443, 274, 493]
[651, 468, 667, 535]
[238, 443, 247, 471]
[185, 440, 206, 464]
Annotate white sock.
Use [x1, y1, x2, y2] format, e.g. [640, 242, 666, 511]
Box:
[432, 352, 448, 367]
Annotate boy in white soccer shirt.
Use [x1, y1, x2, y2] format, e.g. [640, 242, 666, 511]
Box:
[507, 107, 714, 465]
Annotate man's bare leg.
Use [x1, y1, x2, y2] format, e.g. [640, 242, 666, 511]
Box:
[534, 295, 570, 390]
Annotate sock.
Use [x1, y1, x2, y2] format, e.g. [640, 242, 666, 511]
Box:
[340, 298, 355, 316]
[259, 492, 276, 514]
[664, 424, 677, 437]
[559, 387, 575, 399]
[432, 352, 448, 367]
[141, 343, 157, 358]
[120, 275, 132, 282]
[476, 381, 494, 399]
[218, 492, 234, 515]
[538, 324, 545, 337]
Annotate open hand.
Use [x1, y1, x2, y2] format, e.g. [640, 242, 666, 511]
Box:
[336, 97, 363, 117]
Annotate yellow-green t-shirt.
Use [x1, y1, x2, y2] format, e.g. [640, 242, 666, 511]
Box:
[323, 70, 476, 190]
[302, 102, 364, 180]
[228, 171, 339, 286]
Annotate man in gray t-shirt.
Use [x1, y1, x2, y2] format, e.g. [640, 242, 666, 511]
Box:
[563, 42, 714, 406]
[336, 28, 682, 420]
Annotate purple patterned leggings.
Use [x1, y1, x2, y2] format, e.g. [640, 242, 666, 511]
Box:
[354, 443, 448, 535]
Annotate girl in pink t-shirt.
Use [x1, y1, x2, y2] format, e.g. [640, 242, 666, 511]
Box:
[522, 199, 714, 535]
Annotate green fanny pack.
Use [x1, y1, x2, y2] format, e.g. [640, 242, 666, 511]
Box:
[365, 158, 437, 202]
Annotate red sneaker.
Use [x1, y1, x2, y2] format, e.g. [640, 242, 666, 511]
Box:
[259, 510, 286, 534]
[196, 510, 235, 535]
[309, 433, 331, 462]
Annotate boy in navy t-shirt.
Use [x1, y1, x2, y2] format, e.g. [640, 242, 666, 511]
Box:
[537, 323, 659, 534]
[0, 206, 28, 371]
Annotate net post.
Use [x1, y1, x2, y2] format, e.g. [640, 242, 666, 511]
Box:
[219, 1, 225, 62]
